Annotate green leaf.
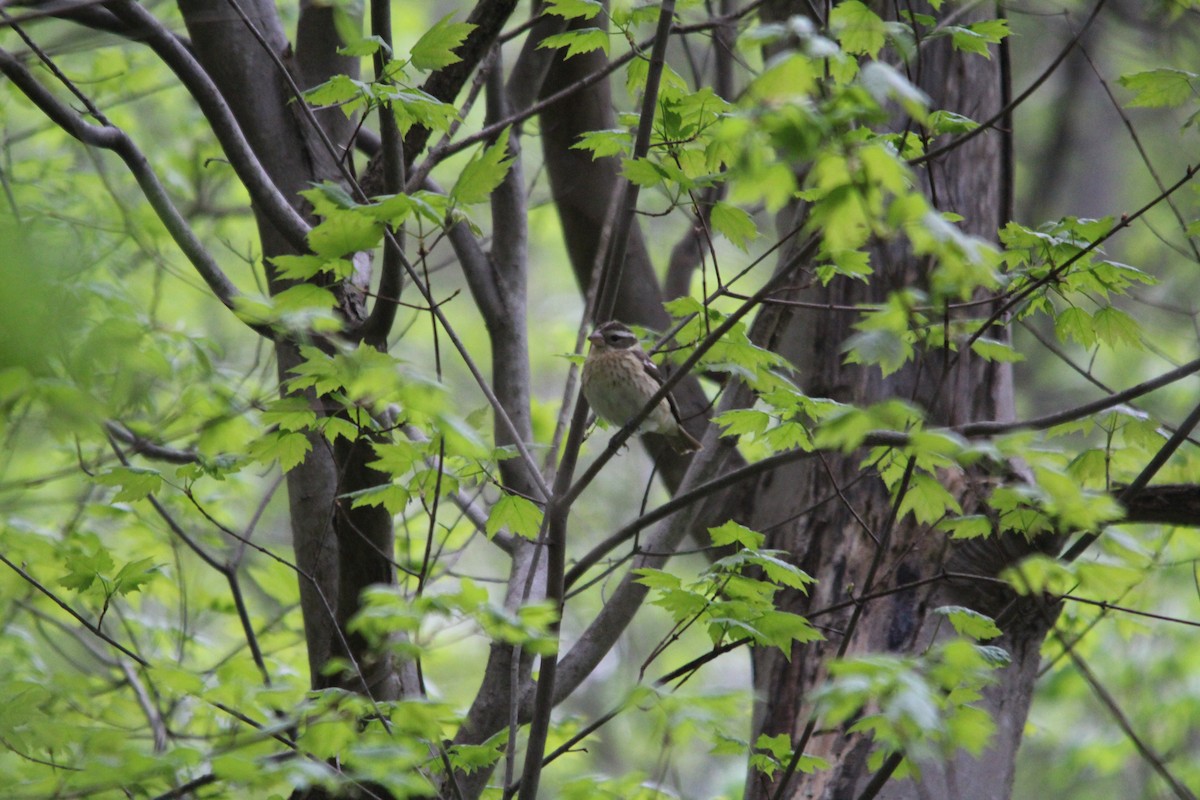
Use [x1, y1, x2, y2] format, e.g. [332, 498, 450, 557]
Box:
[332, 4, 363, 54]
[537, 27, 610, 58]
[937, 514, 993, 540]
[633, 568, 682, 591]
[970, 337, 1024, 363]
[308, 209, 383, 258]
[545, 0, 602, 20]
[934, 606, 1002, 640]
[610, 2, 660, 26]
[319, 412, 360, 443]
[345, 483, 410, 515]
[451, 132, 514, 205]
[897, 472, 963, 524]
[302, 181, 360, 214]
[842, 328, 913, 376]
[747, 552, 816, 591]
[369, 190, 448, 227]
[1118, 68, 1198, 108]
[621, 157, 667, 187]
[830, 0, 887, 56]
[250, 430, 312, 472]
[303, 74, 369, 108]
[754, 610, 824, 652]
[368, 440, 423, 476]
[448, 731, 508, 773]
[945, 18, 1009, 58]
[714, 408, 771, 438]
[261, 396, 318, 432]
[270, 254, 352, 281]
[94, 466, 162, 502]
[571, 128, 630, 159]
[1054, 306, 1096, 347]
[270, 284, 338, 314]
[1002, 554, 1079, 596]
[113, 557, 159, 595]
[58, 544, 115, 592]
[1090, 305, 1141, 348]
[927, 110, 979, 135]
[486, 492, 544, 540]
[411, 15, 476, 71]
[338, 36, 391, 58]
[388, 87, 460, 134]
[813, 407, 875, 452]
[709, 521, 765, 549]
[711, 202, 758, 251]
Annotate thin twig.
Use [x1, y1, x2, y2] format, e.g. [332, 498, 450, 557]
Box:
[0, 552, 149, 666]
[909, 0, 1107, 167]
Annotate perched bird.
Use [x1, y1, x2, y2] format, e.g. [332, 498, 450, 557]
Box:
[581, 320, 702, 453]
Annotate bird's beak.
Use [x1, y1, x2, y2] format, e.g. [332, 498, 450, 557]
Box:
[587, 330, 604, 346]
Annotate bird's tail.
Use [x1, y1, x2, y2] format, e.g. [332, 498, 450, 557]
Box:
[669, 427, 703, 454]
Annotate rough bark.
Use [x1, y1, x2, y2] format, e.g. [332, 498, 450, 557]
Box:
[738, 4, 1053, 799]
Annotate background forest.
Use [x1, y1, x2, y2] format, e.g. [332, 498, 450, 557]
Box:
[3, 0, 1200, 798]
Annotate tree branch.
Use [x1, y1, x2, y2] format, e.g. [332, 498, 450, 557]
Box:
[399, 0, 520, 168]
[910, 0, 1107, 168]
[355, 0, 405, 347]
[105, 0, 312, 253]
[0, 553, 150, 667]
[0, 47, 254, 325]
[591, 0, 677, 323]
[956, 357, 1200, 437]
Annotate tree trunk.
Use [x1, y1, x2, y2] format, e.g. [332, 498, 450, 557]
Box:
[740, 5, 1056, 798]
[178, 0, 402, 701]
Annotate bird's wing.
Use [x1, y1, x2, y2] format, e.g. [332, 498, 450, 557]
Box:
[637, 350, 687, 425]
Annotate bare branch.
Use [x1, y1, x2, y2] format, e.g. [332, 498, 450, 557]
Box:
[4, 0, 133, 33]
[105, 422, 198, 465]
[355, 0, 405, 347]
[592, 0, 678, 323]
[957, 357, 1200, 437]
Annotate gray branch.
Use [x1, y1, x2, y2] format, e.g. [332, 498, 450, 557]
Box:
[106, 0, 312, 252]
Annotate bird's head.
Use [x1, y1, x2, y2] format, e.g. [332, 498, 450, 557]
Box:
[587, 321, 639, 351]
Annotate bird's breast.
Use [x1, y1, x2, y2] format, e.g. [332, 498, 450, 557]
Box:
[583, 351, 675, 433]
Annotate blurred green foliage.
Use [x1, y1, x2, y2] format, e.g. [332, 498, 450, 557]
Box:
[2, 1, 1200, 798]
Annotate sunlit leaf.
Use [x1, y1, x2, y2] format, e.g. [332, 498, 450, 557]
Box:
[830, 0, 887, 56]
[411, 15, 476, 71]
[537, 27, 610, 58]
[451, 131, 514, 205]
[486, 492, 544, 540]
[934, 606, 1002, 641]
[1118, 68, 1198, 108]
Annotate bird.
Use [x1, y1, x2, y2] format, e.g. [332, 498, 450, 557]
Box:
[581, 320, 702, 453]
